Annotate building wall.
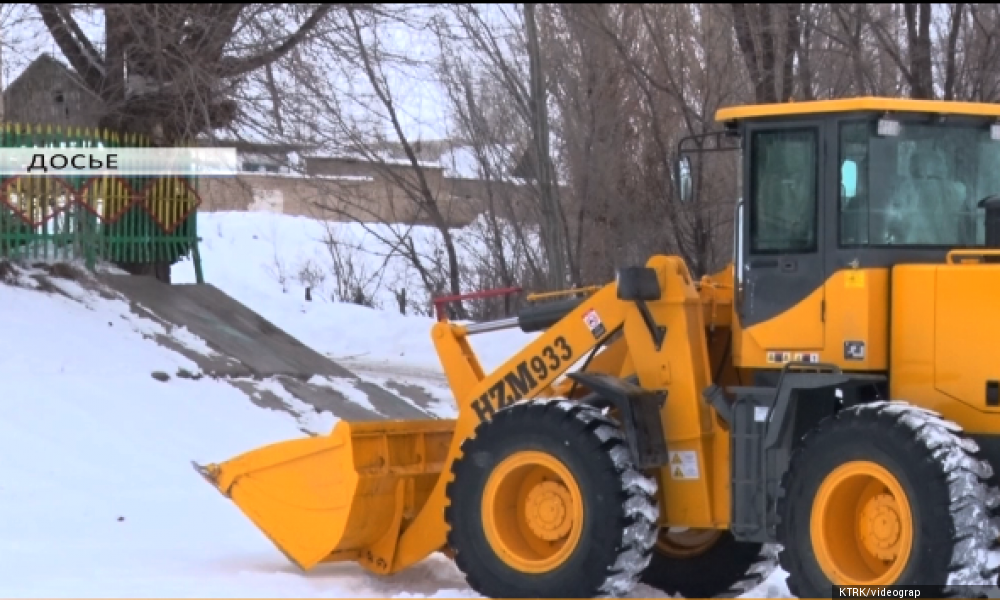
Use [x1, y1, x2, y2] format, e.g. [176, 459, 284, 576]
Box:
[448, 176, 536, 222]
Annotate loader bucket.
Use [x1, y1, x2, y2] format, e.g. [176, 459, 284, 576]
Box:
[193, 418, 455, 573]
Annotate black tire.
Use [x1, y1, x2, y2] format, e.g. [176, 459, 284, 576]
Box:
[776, 401, 1000, 598]
[640, 531, 779, 598]
[445, 399, 660, 598]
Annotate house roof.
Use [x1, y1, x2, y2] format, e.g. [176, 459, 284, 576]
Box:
[306, 151, 443, 170]
[5, 53, 97, 99]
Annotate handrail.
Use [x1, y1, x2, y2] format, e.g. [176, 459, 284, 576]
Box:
[945, 249, 1000, 264]
[526, 286, 602, 303]
[431, 286, 523, 322]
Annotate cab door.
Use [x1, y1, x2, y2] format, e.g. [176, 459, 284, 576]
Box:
[738, 121, 827, 355]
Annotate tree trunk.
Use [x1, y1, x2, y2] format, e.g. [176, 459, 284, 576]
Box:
[525, 3, 568, 290]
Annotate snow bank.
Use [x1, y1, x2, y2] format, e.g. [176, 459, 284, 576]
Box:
[0, 267, 481, 596]
[173, 211, 538, 373]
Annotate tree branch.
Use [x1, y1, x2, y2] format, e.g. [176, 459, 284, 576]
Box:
[731, 3, 767, 103]
[758, 3, 777, 102]
[183, 4, 247, 64]
[34, 3, 106, 94]
[218, 4, 335, 77]
[944, 3, 965, 101]
[782, 3, 801, 101]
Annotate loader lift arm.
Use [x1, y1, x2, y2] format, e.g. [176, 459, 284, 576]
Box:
[391, 257, 721, 573]
[430, 265, 671, 470]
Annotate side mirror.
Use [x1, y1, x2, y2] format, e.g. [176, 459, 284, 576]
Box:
[841, 160, 858, 199]
[676, 155, 693, 203]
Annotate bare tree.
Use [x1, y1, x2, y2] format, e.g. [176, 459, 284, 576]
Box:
[243, 6, 476, 316]
[542, 4, 646, 283]
[963, 5, 1000, 100]
[441, 4, 578, 289]
[36, 3, 335, 143]
[729, 3, 803, 103]
[570, 4, 746, 277]
[435, 26, 546, 299]
[523, 3, 569, 289]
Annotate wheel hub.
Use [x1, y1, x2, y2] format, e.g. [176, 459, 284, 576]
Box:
[858, 493, 902, 561]
[810, 461, 914, 585]
[525, 481, 573, 541]
[480, 450, 586, 574]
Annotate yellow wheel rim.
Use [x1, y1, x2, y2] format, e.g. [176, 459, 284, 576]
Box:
[655, 528, 723, 558]
[481, 450, 585, 574]
[810, 461, 914, 585]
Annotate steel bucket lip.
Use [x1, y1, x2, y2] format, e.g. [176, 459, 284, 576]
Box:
[191, 418, 456, 573]
[192, 461, 219, 485]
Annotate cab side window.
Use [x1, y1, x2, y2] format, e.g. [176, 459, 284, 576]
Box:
[749, 129, 818, 253]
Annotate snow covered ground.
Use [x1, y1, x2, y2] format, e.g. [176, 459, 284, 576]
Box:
[0, 210, 792, 597]
[177, 211, 535, 377]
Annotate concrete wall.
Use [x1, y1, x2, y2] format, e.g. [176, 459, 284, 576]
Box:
[196, 157, 536, 229]
[196, 171, 488, 227]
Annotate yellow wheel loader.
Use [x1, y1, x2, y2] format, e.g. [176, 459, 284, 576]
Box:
[194, 97, 1000, 598]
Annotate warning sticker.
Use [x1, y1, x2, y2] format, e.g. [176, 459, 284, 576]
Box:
[766, 351, 792, 364]
[767, 351, 819, 364]
[668, 451, 700, 480]
[792, 352, 820, 364]
[844, 340, 866, 361]
[583, 308, 606, 339]
[845, 271, 866, 289]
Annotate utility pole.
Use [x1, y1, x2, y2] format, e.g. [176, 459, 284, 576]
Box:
[0, 25, 5, 121]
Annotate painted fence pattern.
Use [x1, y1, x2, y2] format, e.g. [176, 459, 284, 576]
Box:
[0, 123, 201, 275]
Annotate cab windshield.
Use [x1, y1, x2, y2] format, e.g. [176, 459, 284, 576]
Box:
[840, 119, 1000, 247]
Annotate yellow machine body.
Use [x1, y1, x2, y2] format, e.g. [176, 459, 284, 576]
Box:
[889, 253, 1000, 432]
[729, 251, 1000, 436]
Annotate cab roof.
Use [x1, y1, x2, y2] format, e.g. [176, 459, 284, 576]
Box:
[715, 96, 1000, 123]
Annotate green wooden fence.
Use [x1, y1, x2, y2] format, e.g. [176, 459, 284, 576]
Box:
[0, 123, 203, 282]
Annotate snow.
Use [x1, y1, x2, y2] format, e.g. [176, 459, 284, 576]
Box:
[0, 272, 343, 595]
[175, 211, 537, 373]
[0, 209, 793, 597]
[438, 143, 527, 184]
[251, 377, 340, 433]
[308, 375, 383, 415]
[439, 145, 479, 179]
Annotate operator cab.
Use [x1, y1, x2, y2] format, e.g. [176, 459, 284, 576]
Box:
[677, 97, 1000, 370]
